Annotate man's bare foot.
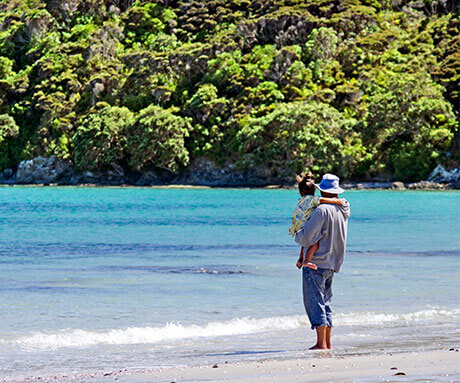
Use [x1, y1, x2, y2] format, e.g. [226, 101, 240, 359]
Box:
[309, 344, 328, 350]
[302, 262, 318, 270]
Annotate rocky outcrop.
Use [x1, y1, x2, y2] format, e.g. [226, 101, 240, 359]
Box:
[407, 180, 445, 190]
[391, 181, 405, 190]
[341, 179, 450, 190]
[5, 156, 284, 186]
[428, 165, 460, 183]
[172, 158, 227, 186]
[69, 170, 126, 186]
[5, 156, 460, 189]
[16, 156, 73, 184]
[171, 158, 284, 187]
[131, 171, 165, 186]
[0, 168, 14, 184]
[341, 182, 392, 190]
[13, 157, 133, 185]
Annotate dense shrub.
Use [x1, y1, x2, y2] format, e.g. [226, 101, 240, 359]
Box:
[73, 105, 134, 171]
[235, 102, 356, 178]
[126, 105, 191, 173]
[0, 114, 19, 170]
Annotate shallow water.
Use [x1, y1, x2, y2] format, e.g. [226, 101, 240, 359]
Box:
[0, 187, 459, 379]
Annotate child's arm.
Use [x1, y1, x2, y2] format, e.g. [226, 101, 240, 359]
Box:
[302, 242, 318, 270]
[319, 197, 343, 205]
[296, 246, 304, 269]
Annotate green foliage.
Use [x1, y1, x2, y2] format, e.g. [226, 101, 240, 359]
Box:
[0, 0, 457, 181]
[185, 84, 228, 156]
[0, 114, 19, 144]
[363, 70, 455, 180]
[73, 105, 134, 171]
[235, 102, 356, 177]
[304, 27, 338, 63]
[0, 56, 14, 78]
[127, 105, 191, 173]
[0, 114, 19, 169]
[243, 45, 278, 80]
[123, 3, 173, 48]
[248, 81, 285, 107]
[204, 50, 243, 93]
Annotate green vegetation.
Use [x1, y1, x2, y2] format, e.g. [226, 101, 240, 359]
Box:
[0, 0, 458, 182]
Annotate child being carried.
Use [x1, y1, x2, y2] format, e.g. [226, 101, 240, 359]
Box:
[289, 172, 344, 270]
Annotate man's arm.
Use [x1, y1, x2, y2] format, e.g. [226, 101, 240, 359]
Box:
[295, 207, 325, 248]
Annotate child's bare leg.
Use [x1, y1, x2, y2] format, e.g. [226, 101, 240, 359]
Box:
[303, 242, 318, 270]
[296, 246, 304, 269]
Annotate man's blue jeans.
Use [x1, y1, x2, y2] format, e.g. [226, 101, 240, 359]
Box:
[302, 267, 334, 329]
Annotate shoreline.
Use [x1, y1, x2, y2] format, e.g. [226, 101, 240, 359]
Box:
[0, 180, 459, 190]
[2, 349, 458, 383]
[2, 157, 458, 190]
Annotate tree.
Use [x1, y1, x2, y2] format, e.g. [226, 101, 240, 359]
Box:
[235, 101, 356, 178]
[73, 105, 134, 170]
[127, 105, 191, 173]
[185, 83, 228, 156]
[0, 114, 19, 144]
[0, 114, 19, 169]
[363, 70, 455, 180]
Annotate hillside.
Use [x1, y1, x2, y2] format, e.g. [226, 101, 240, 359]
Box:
[0, 0, 459, 184]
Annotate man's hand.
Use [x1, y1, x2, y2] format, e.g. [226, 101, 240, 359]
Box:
[302, 262, 318, 270]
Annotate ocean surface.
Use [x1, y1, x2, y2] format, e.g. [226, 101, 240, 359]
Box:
[0, 187, 459, 380]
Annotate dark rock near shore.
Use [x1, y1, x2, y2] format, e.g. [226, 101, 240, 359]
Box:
[0, 168, 15, 184]
[428, 165, 460, 183]
[70, 169, 127, 186]
[407, 180, 445, 190]
[131, 171, 165, 186]
[447, 180, 460, 189]
[12, 156, 131, 186]
[171, 158, 284, 187]
[342, 182, 392, 190]
[16, 156, 73, 184]
[391, 182, 405, 190]
[1, 168, 13, 180]
[3, 156, 459, 189]
[172, 158, 228, 186]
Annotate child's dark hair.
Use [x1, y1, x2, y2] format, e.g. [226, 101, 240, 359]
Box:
[296, 172, 315, 196]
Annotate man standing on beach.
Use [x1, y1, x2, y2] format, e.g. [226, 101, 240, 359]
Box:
[295, 174, 350, 350]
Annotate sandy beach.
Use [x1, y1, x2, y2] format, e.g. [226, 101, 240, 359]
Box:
[4, 349, 457, 383]
[110, 349, 460, 383]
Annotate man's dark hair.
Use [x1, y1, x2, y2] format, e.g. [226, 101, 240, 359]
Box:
[297, 172, 315, 196]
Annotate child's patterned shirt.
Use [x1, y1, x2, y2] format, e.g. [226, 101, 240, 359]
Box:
[288, 195, 321, 237]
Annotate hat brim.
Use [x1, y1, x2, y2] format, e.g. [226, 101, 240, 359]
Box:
[315, 184, 345, 194]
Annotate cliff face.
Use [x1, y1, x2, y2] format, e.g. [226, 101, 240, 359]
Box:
[0, 0, 459, 183]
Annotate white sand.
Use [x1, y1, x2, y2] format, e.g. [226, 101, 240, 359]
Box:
[3, 350, 458, 383]
[114, 349, 459, 383]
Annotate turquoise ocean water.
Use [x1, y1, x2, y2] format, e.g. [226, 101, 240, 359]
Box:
[0, 187, 459, 380]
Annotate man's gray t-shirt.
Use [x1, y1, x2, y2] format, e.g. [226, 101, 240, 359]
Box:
[295, 201, 350, 272]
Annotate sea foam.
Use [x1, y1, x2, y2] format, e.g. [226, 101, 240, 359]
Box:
[9, 308, 459, 350]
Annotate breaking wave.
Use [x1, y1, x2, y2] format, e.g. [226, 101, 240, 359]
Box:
[10, 308, 459, 350]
